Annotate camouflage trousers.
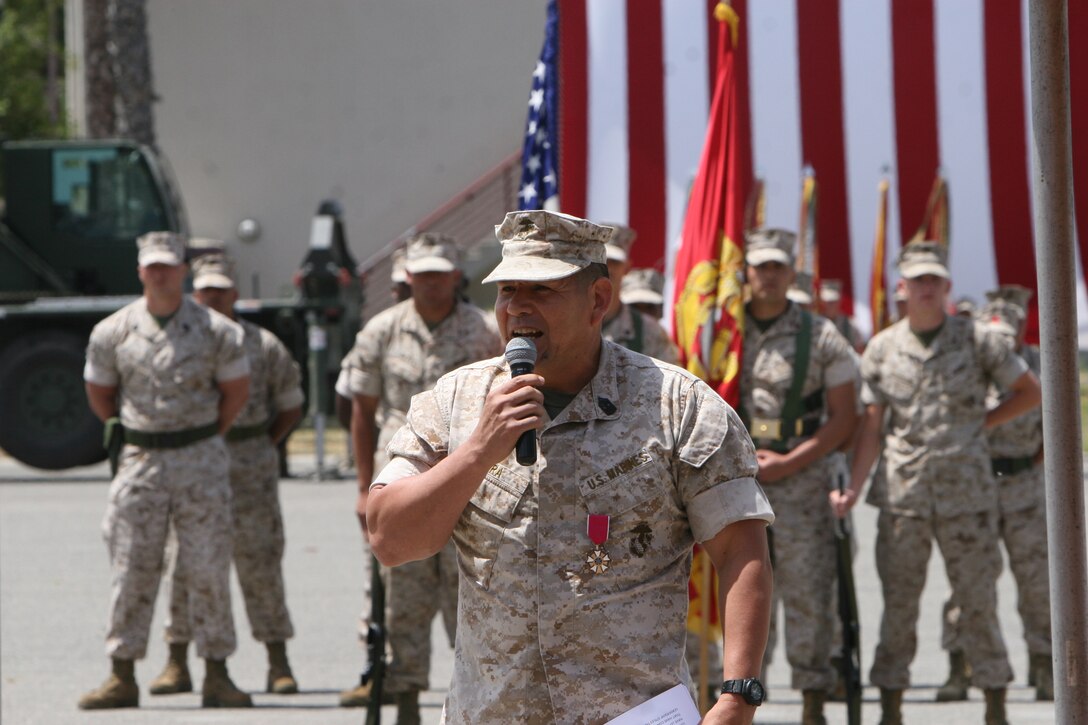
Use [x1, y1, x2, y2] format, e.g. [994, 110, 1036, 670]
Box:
[102, 437, 236, 660]
[164, 437, 294, 644]
[358, 539, 458, 693]
[760, 461, 839, 691]
[942, 467, 1051, 657]
[871, 509, 1012, 689]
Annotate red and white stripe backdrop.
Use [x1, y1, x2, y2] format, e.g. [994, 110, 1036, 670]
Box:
[555, 0, 1087, 340]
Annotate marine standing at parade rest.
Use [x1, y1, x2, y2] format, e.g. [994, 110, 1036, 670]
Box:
[149, 252, 305, 698]
[936, 284, 1053, 703]
[338, 233, 501, 722]
[367, 210, 775, 725]
[79, 232, 252, 709]
[740, 229, 860, 725]
[600, 223, 679, 364]
[830, 241, 1042, 725]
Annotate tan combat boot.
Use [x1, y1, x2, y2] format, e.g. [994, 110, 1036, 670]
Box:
[878, 688, 903, 725]
[984, 688, 1009, 725]
[201, 658, 253, 708]
[266, 641, 298, 694]
[149, 642, 193, 695]
[935, 649, 970, 702]
[1031, 652, 1054, 701]
[395, 689, 421, 725]
[801, 689, 828, 725]
[339, 675, 395, 707]
[77, 658, 139, 710]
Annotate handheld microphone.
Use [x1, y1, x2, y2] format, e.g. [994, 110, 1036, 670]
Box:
[504, 337, 538, 466]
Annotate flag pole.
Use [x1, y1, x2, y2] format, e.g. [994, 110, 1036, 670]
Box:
[1028, 0, 1088, 720]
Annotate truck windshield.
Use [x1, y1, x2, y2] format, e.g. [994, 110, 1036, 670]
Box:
[52, 147, 169, 239]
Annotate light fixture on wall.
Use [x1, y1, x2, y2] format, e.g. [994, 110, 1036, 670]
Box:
[237, 218, 261, 243]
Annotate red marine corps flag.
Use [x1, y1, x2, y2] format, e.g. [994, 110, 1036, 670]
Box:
[672, 2, 750, 403]
[671, 2, 751, 713]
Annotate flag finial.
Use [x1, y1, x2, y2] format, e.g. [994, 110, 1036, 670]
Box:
[715, 3, 740, 48]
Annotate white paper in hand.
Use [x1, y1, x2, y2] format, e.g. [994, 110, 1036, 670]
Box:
[604, 684, 700, 725]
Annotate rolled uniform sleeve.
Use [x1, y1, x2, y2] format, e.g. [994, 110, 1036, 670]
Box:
[267, 335, 305, 411]
[859, 340, 887, 407]
[818, 321, 860, 390]
[372, 386, 449, 488]
[346, 323, 385, 399]
[675, 381, 773, 542]
[84, 323, 120, 386]
[214, 318, 249, 382]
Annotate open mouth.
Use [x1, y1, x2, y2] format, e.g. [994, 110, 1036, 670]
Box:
[511, 327, 543, 339]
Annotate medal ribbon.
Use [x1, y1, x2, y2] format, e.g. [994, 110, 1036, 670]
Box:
[587, 514, 610, 546]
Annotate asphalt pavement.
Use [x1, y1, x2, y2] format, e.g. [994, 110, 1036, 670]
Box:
[0, 453, 1062, 724]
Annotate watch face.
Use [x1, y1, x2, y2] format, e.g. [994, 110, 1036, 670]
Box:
[748, 680, 765, 702]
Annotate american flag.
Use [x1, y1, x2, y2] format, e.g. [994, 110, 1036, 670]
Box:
[518, 0, 559, 211]
[540, 0, 1088, 344]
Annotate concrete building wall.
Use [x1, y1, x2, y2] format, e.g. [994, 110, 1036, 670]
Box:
[146, 1, 542, 297]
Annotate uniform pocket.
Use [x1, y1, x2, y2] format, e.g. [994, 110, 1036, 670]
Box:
[575, 451, 674, 594]
[454, 465, 529, 590]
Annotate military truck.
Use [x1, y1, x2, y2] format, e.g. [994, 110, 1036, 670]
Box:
[0, 139, 359, 470]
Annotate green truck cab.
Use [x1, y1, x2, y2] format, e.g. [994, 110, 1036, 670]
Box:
[0, 140, 358, 470]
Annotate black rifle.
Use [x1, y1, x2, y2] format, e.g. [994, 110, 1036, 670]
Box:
[363, 554, 386, 725]
[835, 474, 862, 725]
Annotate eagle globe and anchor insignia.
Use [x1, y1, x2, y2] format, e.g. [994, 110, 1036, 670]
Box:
[674, 234, 744, 387]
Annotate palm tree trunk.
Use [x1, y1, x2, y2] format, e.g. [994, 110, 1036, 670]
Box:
[108, 0, 155, 146]
[83, 0, 116, 137]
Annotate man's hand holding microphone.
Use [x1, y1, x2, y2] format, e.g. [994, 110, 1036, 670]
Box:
[464, 337, 545, 469]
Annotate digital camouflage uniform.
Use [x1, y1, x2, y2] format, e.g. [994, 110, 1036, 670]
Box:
[942, 343, 1050, 657]
[741, 302, 858, 691]
[84, 297, 248, 660]
[343, 297, 501, 693]
[375, 341, 774, 724]
[163, 318, 304, 644]
[861, 314, 1027, 689]
[602, 303, 679, 365]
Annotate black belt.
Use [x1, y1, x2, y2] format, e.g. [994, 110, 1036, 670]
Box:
[991, 456, 1035, 477]
[123, 422, 218, 449]
[747, 415, 821, 452]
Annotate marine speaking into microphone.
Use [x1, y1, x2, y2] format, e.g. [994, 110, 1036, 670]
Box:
[504, 336, 537, 466]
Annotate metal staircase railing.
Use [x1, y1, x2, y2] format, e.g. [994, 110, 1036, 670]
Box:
[357, 150, 520, 323]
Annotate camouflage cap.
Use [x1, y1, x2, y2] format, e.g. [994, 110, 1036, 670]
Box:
[819, 278, 843, 303]
[137, 231, 186, 267]
[745, 228, 796, 267]
[405, 233, 461, 274]
[787, 271, 814, 305]
[985, 284, 1033, 313]
[601, 222, 637, 263]
[481, 210, 611, 283]
[620, 268, 664, 305]
[191, 253, 237, 290]
[897, 240, 949, 279]
[390, 247, 408, 284]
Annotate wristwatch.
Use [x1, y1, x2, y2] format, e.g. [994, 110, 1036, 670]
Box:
[720, 678, 766, 706]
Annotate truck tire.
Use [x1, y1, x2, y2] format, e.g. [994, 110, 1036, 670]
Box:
[0, 331, 106, 470]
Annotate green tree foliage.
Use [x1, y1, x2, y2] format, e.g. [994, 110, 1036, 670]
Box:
[0, 0, 67, 142]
